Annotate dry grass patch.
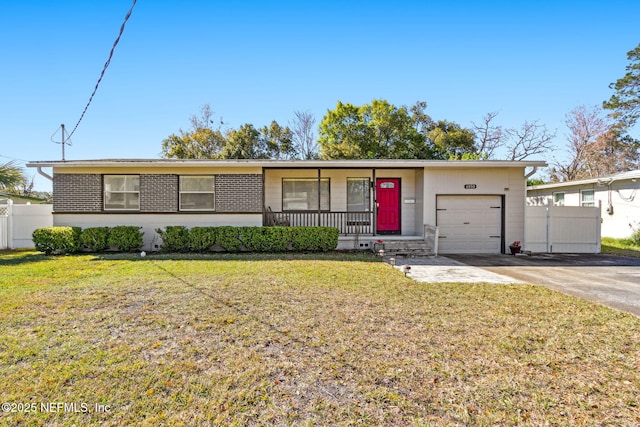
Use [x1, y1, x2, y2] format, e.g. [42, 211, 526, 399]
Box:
[1, 251, 640, 426]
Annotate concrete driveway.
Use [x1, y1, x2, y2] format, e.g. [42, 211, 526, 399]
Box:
[446, 253, 640, 316]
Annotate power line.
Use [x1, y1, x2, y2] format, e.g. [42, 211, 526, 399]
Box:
[67, 0, 137, 139]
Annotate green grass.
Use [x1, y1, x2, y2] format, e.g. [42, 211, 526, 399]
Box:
[1, 251, 640, 426]
[601, 237, 640, 257]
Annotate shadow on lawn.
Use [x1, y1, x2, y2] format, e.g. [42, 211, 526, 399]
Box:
[91, 251, 384, 263]
[0, 250, 58, 266]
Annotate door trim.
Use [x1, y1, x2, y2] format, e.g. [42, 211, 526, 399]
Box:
[376, 178, 401, 235]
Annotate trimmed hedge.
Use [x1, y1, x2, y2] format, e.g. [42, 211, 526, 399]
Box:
[155, 226, 190, 252]
[155, 225, 339, 253]
[215, 226, 244, 252]
[32, 226, 82, 255]
[32, 225, 339, 255]
[188, 227, 217, 252]
[80, 227, 110, 252]
[291, 227, 339, 252]
[107, 226, 144, 252]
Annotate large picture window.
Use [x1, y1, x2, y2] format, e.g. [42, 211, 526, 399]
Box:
[347, 178, 371, 212]
[180, 176, 215, 211]
[104, 175, 139, 210]
[282, 178, 330, 211]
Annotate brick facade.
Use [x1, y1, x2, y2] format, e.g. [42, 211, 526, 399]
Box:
[140, 174, 178, 212]
[215, 174, 263, 212]
[52, 173, 263, 213]
[53, 174, 102, 212]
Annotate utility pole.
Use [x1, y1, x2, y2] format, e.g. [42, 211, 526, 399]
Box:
[61, 124, 66, 160]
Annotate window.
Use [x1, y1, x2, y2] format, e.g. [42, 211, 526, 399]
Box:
[553, 192, 565, 206]
[282, 178, 330, 211]
[581, 189, 595, 207]
[104, 175, 139, 210]
[347, 178, 371, 212]
[180, 176, 215, 211]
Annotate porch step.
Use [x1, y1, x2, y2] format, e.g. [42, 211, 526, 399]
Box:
[375, 240, 434, 257]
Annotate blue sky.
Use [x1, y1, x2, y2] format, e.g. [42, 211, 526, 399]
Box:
[1, 1, 639, 191]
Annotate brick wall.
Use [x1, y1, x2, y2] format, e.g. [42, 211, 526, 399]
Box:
[216, 174, 263, 212]
[53, 172, 263, 213]
[53, 174, 102, 212]
[141, 174, 178, 212]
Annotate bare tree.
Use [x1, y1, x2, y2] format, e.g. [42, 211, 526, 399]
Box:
[471, 112, 505, 159]
[549, 105, 623, 182]
[504, 120, 556, 161]
[290, 110, 318, 159]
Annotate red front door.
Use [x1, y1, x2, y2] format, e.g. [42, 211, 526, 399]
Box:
[376, 178, 400, 234]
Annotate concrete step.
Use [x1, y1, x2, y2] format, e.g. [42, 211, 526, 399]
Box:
[373, 240, 433, 257]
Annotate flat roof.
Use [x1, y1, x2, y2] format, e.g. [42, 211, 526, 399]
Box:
[27, 158, 547, 169]
[528, 169, 640, 190]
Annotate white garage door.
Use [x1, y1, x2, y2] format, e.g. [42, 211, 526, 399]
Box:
[436, 195, 502, 254]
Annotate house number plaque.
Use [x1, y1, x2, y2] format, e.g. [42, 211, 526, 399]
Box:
[464, 184, 477, 189]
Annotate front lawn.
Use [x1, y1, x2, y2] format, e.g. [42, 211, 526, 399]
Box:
[1, 251, 639, 426]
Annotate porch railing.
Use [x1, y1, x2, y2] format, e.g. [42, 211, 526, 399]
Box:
[264, 210, 374, 235]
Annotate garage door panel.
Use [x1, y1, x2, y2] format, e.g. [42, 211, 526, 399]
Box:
[437, 195, 502, 254]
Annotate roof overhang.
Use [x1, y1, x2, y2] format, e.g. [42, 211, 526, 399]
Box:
[27, 158, 548, 169]
[528, 169, 640, 190]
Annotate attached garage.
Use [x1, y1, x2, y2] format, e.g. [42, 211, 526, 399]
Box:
[436, 195, 503, 254]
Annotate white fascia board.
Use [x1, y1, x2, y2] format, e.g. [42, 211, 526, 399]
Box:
[27, 158, 548, 169]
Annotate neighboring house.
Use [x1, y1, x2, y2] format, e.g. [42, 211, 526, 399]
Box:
[27, 159, 545, 254]
[0, 192, 48, 205]
[527, 170, 640, 238]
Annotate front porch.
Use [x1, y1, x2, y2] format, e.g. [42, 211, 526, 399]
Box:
[262, 166, 425, 238]
[263, 209, 375, 235]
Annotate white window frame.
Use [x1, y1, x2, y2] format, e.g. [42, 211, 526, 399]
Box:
[282, 178, 330, 211]
[179, 176, 215, 211]
[104, 175, 140, 211]
[580, 189, 595, 207]
[552, 192, 565, 206]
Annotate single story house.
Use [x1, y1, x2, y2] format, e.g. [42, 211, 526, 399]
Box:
[28, 159, 546, 254]
[527, 170, 640, 238]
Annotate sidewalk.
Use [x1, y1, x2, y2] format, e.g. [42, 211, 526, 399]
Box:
[386, 255, 524, 284]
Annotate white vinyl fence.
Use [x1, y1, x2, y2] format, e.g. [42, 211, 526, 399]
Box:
[525, 205, 601, 253]
[0, 200, 53, 249]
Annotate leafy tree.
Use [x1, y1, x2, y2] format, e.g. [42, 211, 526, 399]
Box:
[603, 43, 640, 132]
[162, 104, 296, 160]
[428, 120, 476, 159]
[318, 101, 369, 159]
[319, 99, 454, 159]
[0, 160, 26, 190]
[161, 104, 226, 159]
[221, 124, 267, 159]
[527, 178, 546, 186]
[260, 121, 296, 160]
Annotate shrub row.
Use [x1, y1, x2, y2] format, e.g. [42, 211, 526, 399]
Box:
[155, 226, 339, 253]
[32, 225, 339, 255]
[32, 226, 144, 255]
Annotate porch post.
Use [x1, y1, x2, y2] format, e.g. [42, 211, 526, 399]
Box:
[317, 168, 321, 226]
[372, 168, 376, 236]
[261, 168, 266, 225]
